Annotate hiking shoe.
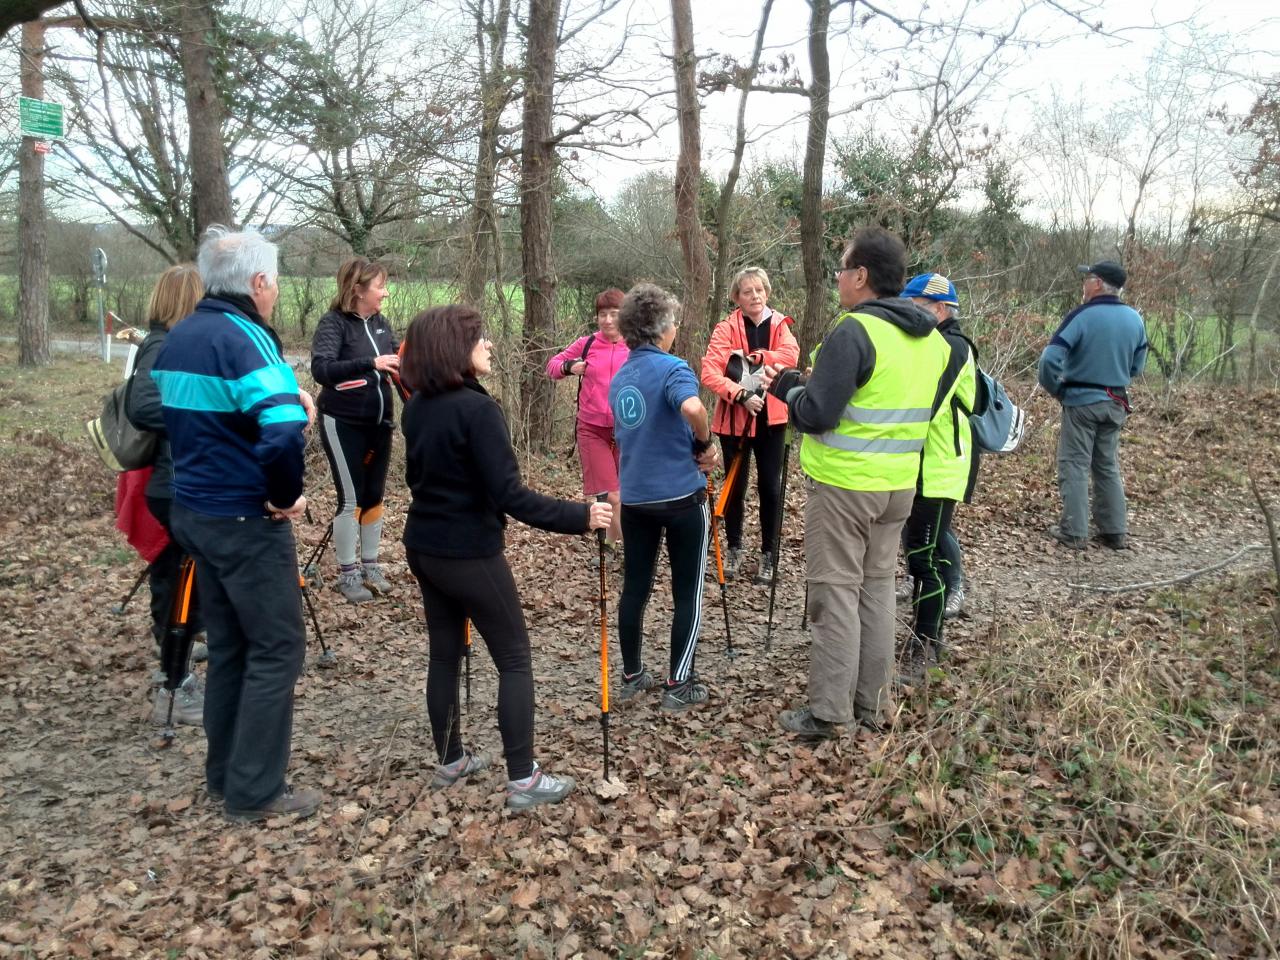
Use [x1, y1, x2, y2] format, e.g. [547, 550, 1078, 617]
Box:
[1047, 524, 1087, 550]
[191, 633, 209, 663]
[1096, 532, 1129, 551]
[336, 567, 373, 603]
[724, 548, 743, 580]
[151, 673, 203, 726]
[660, 676, 709, 712]
[225, 784, 323, 823]
[362, 562, 393, 595]
[430, 750, 491, 789]
[505, 762, 575, 811]
[943, 585, 965, 620]
[780, 706, 837, 740]
[753, 550, 776, 585]
[897, 638, 938, 684]
[896, 576, 915, 601]
[617, 668, 659, 703]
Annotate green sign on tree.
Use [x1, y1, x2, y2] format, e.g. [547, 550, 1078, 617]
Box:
[19, 96, 64, 140]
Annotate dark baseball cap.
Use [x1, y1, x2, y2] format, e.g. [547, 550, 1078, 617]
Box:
[1077, 260, 1126, 288]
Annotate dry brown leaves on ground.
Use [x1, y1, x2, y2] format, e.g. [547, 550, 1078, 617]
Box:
[0, 362, 1277, 959]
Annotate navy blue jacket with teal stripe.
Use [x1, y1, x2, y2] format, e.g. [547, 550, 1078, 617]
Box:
[152, 294, 308, 517]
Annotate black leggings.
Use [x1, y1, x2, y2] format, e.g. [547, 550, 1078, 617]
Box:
[618, 492, 710, 683]
[903, 496, 956, 645]
[718, 423, 786, 552]
[406, 549, 535, 781]
[319, 416, 392, 566]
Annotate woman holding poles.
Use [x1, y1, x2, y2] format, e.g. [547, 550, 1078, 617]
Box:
[399, 305, 611, 810]
[700, 267, 799, 584]
[125, 263, 207, 724]
[546, 288, 628, 548]
[609, 284, 719, 711]
[310, 258, 400, 603]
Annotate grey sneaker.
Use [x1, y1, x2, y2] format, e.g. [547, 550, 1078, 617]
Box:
[896, 576, 915, 601]
[151, 673, 203, 726]
[617, 668, 659, 703]
[943, 585, 965, 620]
[505, 762, 575, 810]
[225, 784, 323, 823]
[780, 706, 837, 740]
[430, 750, 490, 789]
[752, 550, 776, 585]
[336, 567, 373, 603]
[660, 676, 709, 712]
[362, 562, 392, 595]
[1096, 532, 1129, 550]
[724, 548, 743, 580]
[1048, 524, 1087, 550]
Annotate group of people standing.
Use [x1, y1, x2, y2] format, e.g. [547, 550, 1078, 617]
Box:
[120, 218, 1146, 823]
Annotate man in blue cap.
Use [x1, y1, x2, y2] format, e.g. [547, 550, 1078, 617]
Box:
[899, 272, 977, 672]
[1038, 260, 1147, 550]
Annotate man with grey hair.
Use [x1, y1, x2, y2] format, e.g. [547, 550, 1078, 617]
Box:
[153, 225, 321, 822]
[1038, 259, 1147, 550]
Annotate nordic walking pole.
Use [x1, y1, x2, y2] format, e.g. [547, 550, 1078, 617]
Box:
[114, 565, 149, 615]
[464, 619, 472, 713]
[705, 473, 735, 658]
[595, 492, 611, 781]
[158, 557, 197, 742]
[765, 424, 794, 652]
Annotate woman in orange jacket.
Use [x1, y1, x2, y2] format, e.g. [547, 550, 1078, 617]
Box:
[699, 267, 799, 584]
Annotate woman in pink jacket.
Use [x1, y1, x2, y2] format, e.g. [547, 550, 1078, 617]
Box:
[700, 267, 799, 584]
[546, 289, 628, 546]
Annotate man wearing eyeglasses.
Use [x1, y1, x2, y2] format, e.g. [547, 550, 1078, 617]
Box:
[762, 227, 958, 739]
[1038, 260, 1147, 551]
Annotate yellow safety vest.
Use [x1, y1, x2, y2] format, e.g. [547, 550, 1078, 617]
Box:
[799, 311, 952, 492]
[921, 344, 977, 500]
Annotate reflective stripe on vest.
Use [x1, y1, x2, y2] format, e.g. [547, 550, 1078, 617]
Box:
[800, 311, 951, 492]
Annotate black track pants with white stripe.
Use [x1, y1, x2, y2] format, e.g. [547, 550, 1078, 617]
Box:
[618, 493, 710, 684]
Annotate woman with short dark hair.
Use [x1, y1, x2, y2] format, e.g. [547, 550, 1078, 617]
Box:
[310, 257, 400, 603]
[609, 283, 719, 711]
[400, 305, 611, 810]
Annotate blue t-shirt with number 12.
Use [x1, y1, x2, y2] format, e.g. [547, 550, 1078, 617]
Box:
[609, 344, 704, 505]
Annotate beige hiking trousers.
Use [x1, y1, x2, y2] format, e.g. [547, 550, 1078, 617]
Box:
[803, 479, 914, 725]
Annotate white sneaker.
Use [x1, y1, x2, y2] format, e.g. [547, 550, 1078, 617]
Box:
[505, 762, 575, 810]
[943, 585, 966, 619]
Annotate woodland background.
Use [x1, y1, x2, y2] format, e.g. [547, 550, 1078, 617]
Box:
[0, 0, 1278, 957]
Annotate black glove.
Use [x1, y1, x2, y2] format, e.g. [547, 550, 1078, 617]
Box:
[767, 367, 802, 399]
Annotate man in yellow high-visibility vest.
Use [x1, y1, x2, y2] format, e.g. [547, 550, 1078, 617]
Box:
[762, 228, 955, 738]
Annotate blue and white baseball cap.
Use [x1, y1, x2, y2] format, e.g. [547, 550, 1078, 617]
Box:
[901, 272, 959, 306]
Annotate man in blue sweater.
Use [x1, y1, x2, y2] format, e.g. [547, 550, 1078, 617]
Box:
[153, 226, 319, 822]
[1038, 260, 1148, 550]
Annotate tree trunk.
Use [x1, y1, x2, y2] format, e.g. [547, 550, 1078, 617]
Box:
[461, 0, 512, 309]
[175, 0, 234, 240]
[518, 0, 560, 452]
[709, 0, 774, 319]
[670, 0, 712, 359]
[797, 0, 830, 360]
[18, 19, 50, 368]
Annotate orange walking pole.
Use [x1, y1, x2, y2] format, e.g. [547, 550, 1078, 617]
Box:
[705, 473, 735, 658]
[595, 493, 611, 780]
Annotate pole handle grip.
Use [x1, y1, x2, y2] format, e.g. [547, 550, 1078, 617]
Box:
[593, 491, 609, 545]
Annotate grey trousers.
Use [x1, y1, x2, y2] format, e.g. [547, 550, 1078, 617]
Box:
[1056, 400, 1129, 539]
[803, 479, 914, 725]
[171, 505, 306, 811]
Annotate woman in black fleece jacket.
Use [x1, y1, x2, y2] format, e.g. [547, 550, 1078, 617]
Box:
[400, 304, 611, 811]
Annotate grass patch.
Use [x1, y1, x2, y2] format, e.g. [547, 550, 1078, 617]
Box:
[868, 575, 1279, 958]
[0, 349, 119, 457]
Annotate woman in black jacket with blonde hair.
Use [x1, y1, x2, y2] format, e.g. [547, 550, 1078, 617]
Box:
[310, 258, 400, 603]
[400, 304, 611, 811]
